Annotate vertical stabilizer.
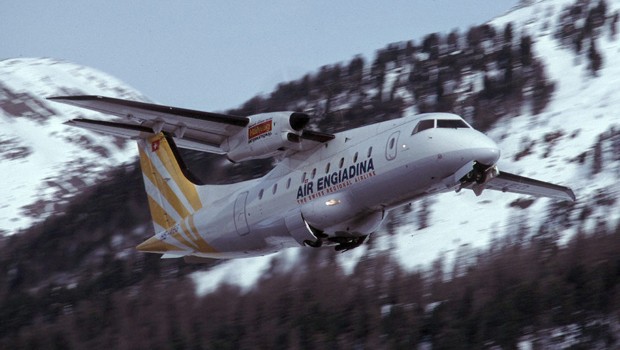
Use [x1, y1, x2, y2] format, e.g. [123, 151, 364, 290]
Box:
[137, 133, 204, 233]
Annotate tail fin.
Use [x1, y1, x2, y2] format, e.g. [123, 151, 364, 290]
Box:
[137, 133, 204, 233]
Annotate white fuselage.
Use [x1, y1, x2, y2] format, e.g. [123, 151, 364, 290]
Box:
[49, 95, 573, 260]
[181, 112, 500, 258]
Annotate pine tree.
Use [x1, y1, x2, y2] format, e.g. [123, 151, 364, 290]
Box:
[611, 11, 619, 38]
[588, 38, 603, 75]
[503, 22, 514, 46]
[447, 30, 460, 51]
[592, 138, 603, 175]
[520, 34, 533, 66]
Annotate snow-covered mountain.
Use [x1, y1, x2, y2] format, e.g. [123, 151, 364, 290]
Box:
[194, 0, 620, 294]
[2, 0, 619, 300]
[0, 58, 147, 234]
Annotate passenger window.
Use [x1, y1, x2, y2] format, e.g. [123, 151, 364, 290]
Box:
[302, 172, 307, 183]
[339, 157, 345, 168]
[325, 163, 331, 173]
[367, 147, 373, 158]
[389, 138, 395, 149]
[286, 178, 291, 189]
[412, 119, 435, 134]
[258, 189, 264, 200]
[273, 183, 278, 194]
[311, 168, 316, 179]
[353, 152, 358, 163]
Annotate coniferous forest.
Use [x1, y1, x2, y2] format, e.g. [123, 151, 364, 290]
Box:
[2, 0, 620, 348]
[4, 218, 620, 349]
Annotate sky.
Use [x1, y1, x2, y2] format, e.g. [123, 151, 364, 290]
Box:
[2, 0, 518, 112]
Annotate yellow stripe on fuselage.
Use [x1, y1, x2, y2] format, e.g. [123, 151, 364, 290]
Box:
[187, 215, 218, 253]
[172, 221, 200, 251]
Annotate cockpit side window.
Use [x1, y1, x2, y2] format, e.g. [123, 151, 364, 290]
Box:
[437, 119, 470, 129]
[412, 119, 435, 134]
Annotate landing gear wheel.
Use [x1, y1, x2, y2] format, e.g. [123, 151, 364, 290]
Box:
[303, 221, 327, 248]
[471, 162, 488, 184]
[333, 235, 367, 252]
[304, 239, 323, 248]
[462, 162, 499, 186]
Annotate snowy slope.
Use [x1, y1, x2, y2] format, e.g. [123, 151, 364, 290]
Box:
[194, 0, 620, 294]
[0, 58, 148, 234]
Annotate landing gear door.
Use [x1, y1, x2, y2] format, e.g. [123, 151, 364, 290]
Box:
[385, 131, 400, 161]
[233, 191, 250, 236]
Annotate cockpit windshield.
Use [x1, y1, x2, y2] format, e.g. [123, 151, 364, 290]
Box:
[412, 119, 434, 134]
[437, 119, 469, 129]
[412, 118, 470, 134]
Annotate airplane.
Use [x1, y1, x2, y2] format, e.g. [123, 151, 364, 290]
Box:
[49, 95, 575, 261]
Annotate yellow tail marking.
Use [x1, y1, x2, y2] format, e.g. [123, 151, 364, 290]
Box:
[152, 135, 203, 211]
[188, 215, 217, 253]
[147, 195, 175, 229]
[173, 222, 200, 251]
[159, 241, 185, 251]
[139, 149, 192, 220]
[137, 236, 185, 253]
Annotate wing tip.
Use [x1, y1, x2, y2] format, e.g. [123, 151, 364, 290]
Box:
[564, 187, 577, 202]
[491, 171, 577, 202]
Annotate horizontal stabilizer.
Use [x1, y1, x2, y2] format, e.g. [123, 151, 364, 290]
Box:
[183, 256, 216, 264]
[161, 252, 190, 259]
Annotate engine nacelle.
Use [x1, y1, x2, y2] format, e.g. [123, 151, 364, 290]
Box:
[225, 112, 309, 162]
[301, 193, 385, 236]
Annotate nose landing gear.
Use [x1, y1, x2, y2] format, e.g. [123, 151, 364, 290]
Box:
[460, 162, 499, 196]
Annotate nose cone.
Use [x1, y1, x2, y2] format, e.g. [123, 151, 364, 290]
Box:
[472, 133, 501, 166]
[477, 146, 501, 166]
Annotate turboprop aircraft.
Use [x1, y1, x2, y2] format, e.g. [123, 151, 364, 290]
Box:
[49, 95, 575, 260]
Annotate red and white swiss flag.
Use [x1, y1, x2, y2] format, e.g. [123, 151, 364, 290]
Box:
[151, 139, 161, 152]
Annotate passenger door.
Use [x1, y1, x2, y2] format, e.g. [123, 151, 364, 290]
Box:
[233, 191, 250, 236]
[385, 131, 400, 161]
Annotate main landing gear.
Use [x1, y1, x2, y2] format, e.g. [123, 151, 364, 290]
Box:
[303, 222, 328, 248]
[303, 224, 367, 252]
[331, 235, 368, 252]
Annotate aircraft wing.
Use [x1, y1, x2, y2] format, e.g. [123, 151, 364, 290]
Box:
[49, 95, 334, 156]
[48, 95, 249, 153]
[483, 171, 576, 201]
